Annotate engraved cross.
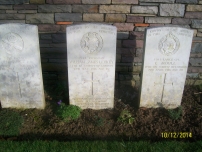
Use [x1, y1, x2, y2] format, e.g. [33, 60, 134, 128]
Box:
[154, 73, 173, 103]
[83, 72, 100, 96]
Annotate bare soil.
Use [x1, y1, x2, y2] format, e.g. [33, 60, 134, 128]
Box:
[1, 84, 202, 142]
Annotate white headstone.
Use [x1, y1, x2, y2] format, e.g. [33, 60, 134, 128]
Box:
[67, 23, 117, 109]
[0, 23, 45, 109]
[140, 27, 193, 109]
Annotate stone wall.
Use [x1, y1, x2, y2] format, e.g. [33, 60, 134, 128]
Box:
[0, 0, 202, 87]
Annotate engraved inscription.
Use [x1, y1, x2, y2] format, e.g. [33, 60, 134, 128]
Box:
[158, 32, 180, 56]
[1, 32, 24, 54]
[80, 32, 103, 54]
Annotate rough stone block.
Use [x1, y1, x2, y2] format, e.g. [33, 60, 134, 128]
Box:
[83, 14, 104, 22]
[30, 0, 45, 4]
[191, 20, 202, 28]
[100, 5, 130, 13]
[131, 6, 158, 14]
[185, 12, 202, 19]
[135, 27, 147, 32]
[113, 23, 134, 31]
[0, 20, 25, 24]
[189, 58, 202, 66]
[112, 0, 138, 4]
[26, 14, 54, 24]
[187, 5, 202, 11]
[0, 14, 25, 20]
[176, 0, 198, 3]
[0, 0, 29, 4]
[72, 5, 98, 13]
[191, 43, 202, 53]
[38, 24, 61, 33]
[172, 18, 191, 24]
[82, 0, 111, 4]
[145, 17, 172, 23]
[136, 40, 144, 48]
[105, 14, 126, 22]
[135, 23, 149, 27]
[38, 5, 71, 13]
[0, 5, 12, 10]
[6, 10, 17, 13]
[139, 0, 174, 2]
[129, 31, 144, 40]
[123, 40, 136, 48]
[46, 0, 81, 4]
[55, 13, 82, 21]
[18, 10, 37, 13]
[14, 5, 37, 10]
[126, 16, 144, 23]
[117, 32, 129, 39]
[160, 4, 185, 17]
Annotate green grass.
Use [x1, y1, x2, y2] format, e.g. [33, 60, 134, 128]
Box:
[0, 140, 202, 152]
[56, 103, 82, 122]
[0, 109, 24, 136]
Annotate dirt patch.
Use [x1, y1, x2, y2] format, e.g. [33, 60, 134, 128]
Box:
[1, 84, 202, 142]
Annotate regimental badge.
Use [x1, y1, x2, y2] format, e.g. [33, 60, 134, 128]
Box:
[80, 32, 103, 54]
[1, 32, 24, 58]
[158, 32, 180, 56]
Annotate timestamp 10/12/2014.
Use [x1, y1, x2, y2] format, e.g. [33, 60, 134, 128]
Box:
[161, 132, 192, 138]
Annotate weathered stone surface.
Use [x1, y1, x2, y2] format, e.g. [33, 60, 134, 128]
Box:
[172, 18, 191, 24]
[136, 40, 144, 48]
[126, 16, 144, 23]
[140, 27, 194, 109]
[191, 20, 202, 28]
[176, 0, 198, 3]
[113, 23, 134, 31]
[187, 5, 202, 11]
[26, 14, 54, 24]
[122, 40, 136, 48]
[72, 5, 98, 13]
[135, 27, 147, 32]
[82, 0, 111, 4]
[83, 14, 104, 22]
[139, 0, 174, 3]
[139, 2, 159, 5]
[112, 0, 138, 4]
[117, 32, 129, 39]
[131, 6, 158, 14]
[14, 5, 37, 10]
[0, 20, 25, 24]
[46, 0, 81, 4]
[67, 23, 117, 109]
[185, 12, 202, 19]
[0, 0, 29, 4]
[0, 14, 25, 20]
[129, 31, 144, 40]
[105, 14, 126, 22]
[160, 4, 185, 17]
[200, 0, 202, 4]
[0, 5, 12, 9]
[100, 5, 130, 13]
[0, 23, 45, 109]
[145, 17, 172, 23]
[55, 13, 82, 21]
[191, 43, 202, 53]
[38, 24, 61, 33]
[30, 0, 45, 4]
[189, 58, 202, 66]
[6, 10, 17, 13]
[38, 5, 71, 13]
[18, 10, 37, 13]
